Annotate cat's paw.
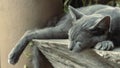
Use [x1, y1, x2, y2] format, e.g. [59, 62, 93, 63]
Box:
[8, 49, 19, 65]
[94, 41, 114, 50]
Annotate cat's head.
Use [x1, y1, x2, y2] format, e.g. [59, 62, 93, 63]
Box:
[68, 6, 110, 52]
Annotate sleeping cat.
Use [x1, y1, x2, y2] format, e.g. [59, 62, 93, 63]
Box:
[8, 5, 120, 64]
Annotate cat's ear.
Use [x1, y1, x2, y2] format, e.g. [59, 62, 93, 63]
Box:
[69, 6, 84, 21]
[89, 16, 110, 32]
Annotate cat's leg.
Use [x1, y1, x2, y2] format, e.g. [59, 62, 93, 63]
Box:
[8, 27, 68, 64]
[94, 40, 114, 50]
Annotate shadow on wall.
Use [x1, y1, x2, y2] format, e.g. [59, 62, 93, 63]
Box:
[0, 0, 63, 68]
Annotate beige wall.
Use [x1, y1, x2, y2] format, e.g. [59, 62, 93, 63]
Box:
[0, 0, 63, 68]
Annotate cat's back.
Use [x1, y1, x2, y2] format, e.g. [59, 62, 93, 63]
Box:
[95, 6, 120, 32]
[78, 5, 112, 15]
[79, 5, 120, 32]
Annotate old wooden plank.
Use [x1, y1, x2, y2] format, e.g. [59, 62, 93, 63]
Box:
[32, 39, 120, 68]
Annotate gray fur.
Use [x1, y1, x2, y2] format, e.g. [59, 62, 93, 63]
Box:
[8, 10, 75, 64]
[68, 5, 120, 51]
[8, 5, 120, 64]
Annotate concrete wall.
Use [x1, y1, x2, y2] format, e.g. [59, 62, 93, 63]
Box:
[0, 0, 63, 68]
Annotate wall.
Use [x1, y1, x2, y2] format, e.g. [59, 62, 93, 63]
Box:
[0, 0, 63, 68]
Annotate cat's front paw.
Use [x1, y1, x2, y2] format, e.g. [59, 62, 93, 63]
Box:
[8, 49, 19, 65]
[95, 41, 114, 50]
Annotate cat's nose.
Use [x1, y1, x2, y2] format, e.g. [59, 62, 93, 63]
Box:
[68, 44, 74, 51]
[68, 41, 74, 51]
[69, 47, 73, 51]
[68, 42, 82, 51]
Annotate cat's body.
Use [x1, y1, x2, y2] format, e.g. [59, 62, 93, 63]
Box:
[8, 5, 120, 64]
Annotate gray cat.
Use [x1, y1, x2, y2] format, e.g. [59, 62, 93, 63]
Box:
[8, 5, 120, 65]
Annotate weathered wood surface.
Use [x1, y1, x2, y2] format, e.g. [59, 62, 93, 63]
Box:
[32, 39, 120, 68]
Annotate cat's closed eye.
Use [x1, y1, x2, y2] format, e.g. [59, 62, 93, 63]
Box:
[90, 28, 105, 36]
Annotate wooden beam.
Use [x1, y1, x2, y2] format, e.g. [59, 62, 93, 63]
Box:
[32, 39, 120, 68]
